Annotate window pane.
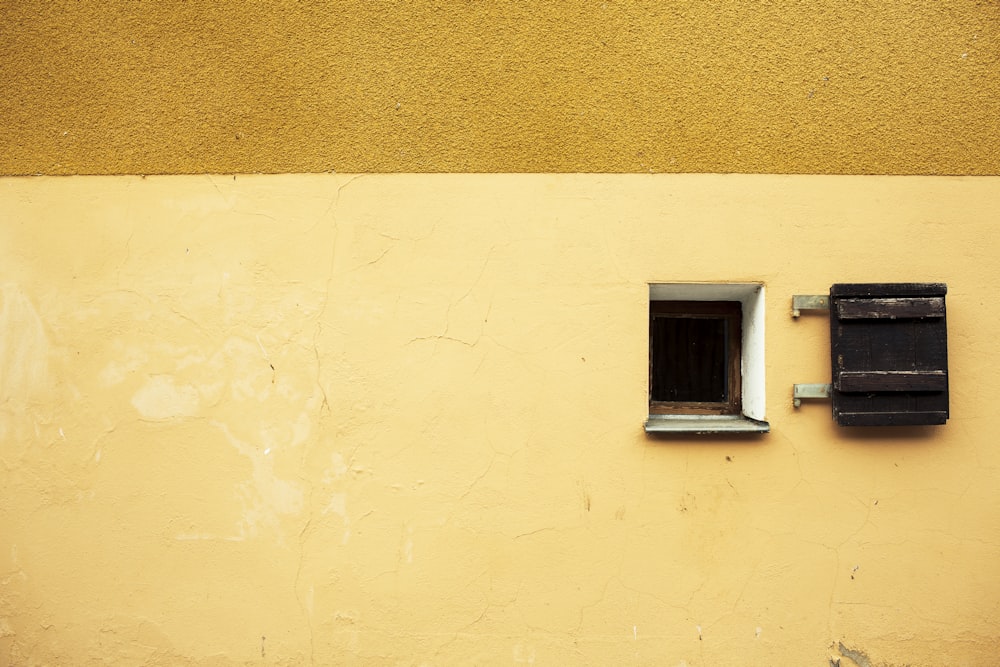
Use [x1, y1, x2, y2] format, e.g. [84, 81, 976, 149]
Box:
[650, 316, 728, 403]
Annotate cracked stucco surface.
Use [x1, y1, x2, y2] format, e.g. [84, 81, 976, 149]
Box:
[0, 2, 998, 175]
[2, 174, 1000, 665]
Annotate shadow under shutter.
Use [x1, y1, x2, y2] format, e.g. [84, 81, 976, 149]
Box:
[830, 283, 949, 426]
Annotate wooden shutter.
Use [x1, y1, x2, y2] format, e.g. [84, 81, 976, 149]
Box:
[830, 283, 948, 426]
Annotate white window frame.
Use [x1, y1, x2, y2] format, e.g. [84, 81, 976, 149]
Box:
[646, 282, 769, 434]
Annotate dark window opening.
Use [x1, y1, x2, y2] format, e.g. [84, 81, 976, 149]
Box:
[649, 301, 742, 415]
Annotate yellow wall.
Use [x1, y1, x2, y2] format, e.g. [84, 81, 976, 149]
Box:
[1, 2, 998, 175]
[2, 174, 999, 665]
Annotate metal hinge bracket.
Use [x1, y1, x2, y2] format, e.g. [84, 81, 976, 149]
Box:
[791, 295, 830, 318]
[793, 383, 832, 408]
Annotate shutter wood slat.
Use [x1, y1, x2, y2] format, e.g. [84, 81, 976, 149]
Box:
[837, 297, 945, 320]
[837, 411, 949, 427]
[837, 371, 947, 392]
[830, 283, 947, 298]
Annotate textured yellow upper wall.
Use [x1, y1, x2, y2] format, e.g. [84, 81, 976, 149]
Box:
[1, 1, 998, 175]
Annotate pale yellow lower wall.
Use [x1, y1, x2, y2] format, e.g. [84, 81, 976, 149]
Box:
[1, 175, 999, 666]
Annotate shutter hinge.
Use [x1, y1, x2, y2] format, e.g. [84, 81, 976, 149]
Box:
[793, 383, 832, 408]
[791, 295, 829, 318]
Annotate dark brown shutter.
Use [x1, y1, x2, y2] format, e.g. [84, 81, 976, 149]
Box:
[830, 283, 948, 426]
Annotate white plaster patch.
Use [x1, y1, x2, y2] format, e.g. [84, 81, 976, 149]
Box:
[324, 452, 348, 482]
[290, 411, 311, 447]
[132, 375, 201, 419]
[256, 474, 304, 517]
[98, 347, 149, 386]
[403, 526, 414, 564]
[261, 411, 311, 453]
[323, 492, 351, 544]
[217, 336, 271, 401]
[213, 420, 306, 543]
[174, 532, 245, 542]
[175, 352, 207, 370]
[197, 380, 226, 404]
[324, 492, 347, 518]
[513, 644, 536, 664]
[231, 374, 268, 402]
[0, 284, 50, 404]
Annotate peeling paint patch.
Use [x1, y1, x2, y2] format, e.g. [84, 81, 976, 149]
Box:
[837, 642, 873, 667]
[131, 375, 201, 419]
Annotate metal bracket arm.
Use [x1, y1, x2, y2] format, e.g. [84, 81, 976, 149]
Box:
[791, 295, 830, 318]
[793, 383, 832, 408]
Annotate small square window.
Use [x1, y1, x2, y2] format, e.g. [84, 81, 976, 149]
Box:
[646, 283, 768, 434]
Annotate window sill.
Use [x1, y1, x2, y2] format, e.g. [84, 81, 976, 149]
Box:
[644, 414, 770, 435]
